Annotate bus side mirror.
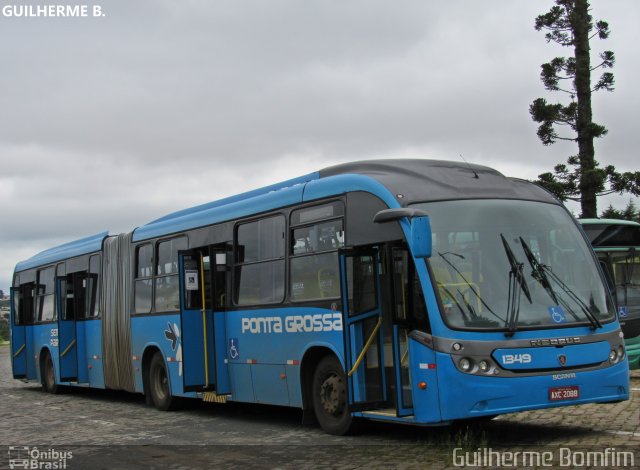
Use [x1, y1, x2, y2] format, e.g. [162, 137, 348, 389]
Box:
[411, 216, 432, 259]
[373, 208, 432, 259]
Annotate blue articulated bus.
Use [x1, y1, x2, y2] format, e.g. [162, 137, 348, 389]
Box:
[579, 218, 640, 370]
[10, 159, 629, 435]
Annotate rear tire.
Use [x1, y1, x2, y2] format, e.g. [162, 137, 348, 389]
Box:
[41, 352, 59, 394]
[149, 352, 176, 411]
[312, 355, 355, 435]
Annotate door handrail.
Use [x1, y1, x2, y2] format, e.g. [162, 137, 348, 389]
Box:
[200, 254, 209, 387]
[347, 316, 382, 377]
[13, 343, 26, 358]
[60, 338, 77, 358]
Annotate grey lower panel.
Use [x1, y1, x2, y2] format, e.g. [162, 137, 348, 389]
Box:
[101, 233, 135, 392]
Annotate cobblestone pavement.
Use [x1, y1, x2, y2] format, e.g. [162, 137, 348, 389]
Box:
[0, 345, 638, 469]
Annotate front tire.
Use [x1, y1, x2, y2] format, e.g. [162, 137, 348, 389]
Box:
[312, 355, 355, 435]
[41, 352, 59, 394]
[149, 352, 176, 411]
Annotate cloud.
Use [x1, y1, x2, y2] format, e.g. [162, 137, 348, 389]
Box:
[1, 0, 639, 290]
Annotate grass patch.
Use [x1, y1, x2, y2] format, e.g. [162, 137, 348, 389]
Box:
[394, 423, 491, 467]
[437, 424, 489, 450]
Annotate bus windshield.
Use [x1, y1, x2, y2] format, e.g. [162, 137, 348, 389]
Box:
[412, 199, 616, 331]
[599, 250, 640, 322]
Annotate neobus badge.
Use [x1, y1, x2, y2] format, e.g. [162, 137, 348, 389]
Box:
[530, 337, 581, 347]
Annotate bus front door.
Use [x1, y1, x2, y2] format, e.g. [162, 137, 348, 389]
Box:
[56, 277, 78, 381]
[339, 247, 387, 411]
[178, 249, 230, 394]
[10, 287, 27, 379]
[388, 246, 416, 417]
[340, 245, 416, 417]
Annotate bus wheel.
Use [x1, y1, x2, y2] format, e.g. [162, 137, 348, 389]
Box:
[312, 355, 354, 435]
[41, 352, 59, 394]
[149, 352, 175, 411]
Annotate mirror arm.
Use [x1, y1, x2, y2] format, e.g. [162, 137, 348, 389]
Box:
[373, 208, 428, 224]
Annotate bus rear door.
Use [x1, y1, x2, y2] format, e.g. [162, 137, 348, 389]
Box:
[10, 287, 27, 379]
[56, 276, 82, 382]
[178, 248, 230, 394]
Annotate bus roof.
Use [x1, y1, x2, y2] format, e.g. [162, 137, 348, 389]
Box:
[579, 218, 640, 227]
[131, 159, 557, 242]
[14, 159, 559, 272]
[14, 231, 109, 273]
[319, 159, 557, 206]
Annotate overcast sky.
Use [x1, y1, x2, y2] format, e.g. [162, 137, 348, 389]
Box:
[1, 0, 638, 292]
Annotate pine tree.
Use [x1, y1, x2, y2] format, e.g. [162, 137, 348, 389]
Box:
[599, 199, 640, 222]
[600, 204, 622, 220]
[530, 0, 640, 217]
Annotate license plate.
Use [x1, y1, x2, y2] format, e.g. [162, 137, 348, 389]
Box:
[549, 385, 580, 401]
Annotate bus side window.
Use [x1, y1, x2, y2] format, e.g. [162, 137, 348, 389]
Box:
[36, 267, 55, 322]
[20, 284, 35, 325]
[75, 274, 87, 320]
[345, 254, 377, 316]
[86, 255, 101, 318]
[183, 257, 202, 311]
[391, 247, 429, 331]
[135, 244, 153, 314]
[155, 237, 187, 312]
[235, 215, 286, 306]
[289, 203, 344, 302]
[12, 288, 22, 325]
[62, 277, 73, 320]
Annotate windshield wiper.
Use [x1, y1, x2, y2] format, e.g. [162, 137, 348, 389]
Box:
[519, 237, 559, 305]
[540, 264, 602, 330]
[518, 237, 583, 324]
[518, 236, 601, 330]
[501, 234, 532, 337]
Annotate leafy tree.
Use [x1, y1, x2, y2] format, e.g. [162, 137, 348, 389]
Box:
[530, 0, 640, 217]
[0, 319, 8, 342]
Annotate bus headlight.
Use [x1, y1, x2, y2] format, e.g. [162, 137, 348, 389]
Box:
[459, 358, 473, 372]
[617, 346, 625, 360]
[478, 360, 490, 373]
[609, 349, 617, 363]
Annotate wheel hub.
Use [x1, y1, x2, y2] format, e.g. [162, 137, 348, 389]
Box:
[153, 365, 168, 400]
[320, 374, 344, 415]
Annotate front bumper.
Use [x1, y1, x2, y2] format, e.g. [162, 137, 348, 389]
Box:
[434, 352, 629, 421]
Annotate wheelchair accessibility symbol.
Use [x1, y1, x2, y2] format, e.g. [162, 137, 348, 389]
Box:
[229, 338, 239, 359]
[548, 306, 566, 324]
